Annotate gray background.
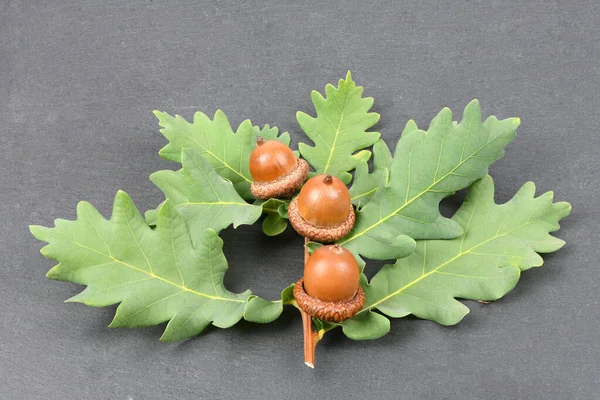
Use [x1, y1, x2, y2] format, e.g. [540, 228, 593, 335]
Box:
[2, 1, 598, 399]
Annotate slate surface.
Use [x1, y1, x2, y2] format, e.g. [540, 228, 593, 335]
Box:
[1, 1, 598, 399]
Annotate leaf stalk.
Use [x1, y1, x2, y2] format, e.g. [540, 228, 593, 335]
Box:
[301, 237, 318, 368]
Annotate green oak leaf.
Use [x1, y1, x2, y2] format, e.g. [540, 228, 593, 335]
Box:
[297, 71, 380, 184]
[244, 284, 296, 323]
[340, 306, 390, 340]
[257, 198, 290, 236]
[150, 149, 262, 240]
[30, 193, 280, 341]
[343, 175, 571, 339]
[144, 203, 161, 227]
[146, 150, 288, 234]
[252, 124, 291, 145]
[154, 109, 289, 200]
[349, 120, 421, 209]
[349, 139, 393, 209]
[339, 100, 520, 260]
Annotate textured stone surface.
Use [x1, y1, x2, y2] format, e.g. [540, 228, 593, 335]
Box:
[288, 196, 355, 242]
[294, 278, 365, 322]
[4, 1, 599, 398]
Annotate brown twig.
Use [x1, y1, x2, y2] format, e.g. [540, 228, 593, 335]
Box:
[301, 237, 317, 368]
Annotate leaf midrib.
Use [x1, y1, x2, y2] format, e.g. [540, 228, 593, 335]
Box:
[58, 235, 245, 303]
[320, 93, 349, 175]
[183, 130, 252, 184]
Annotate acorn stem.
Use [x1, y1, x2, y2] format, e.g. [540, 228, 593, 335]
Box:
[301, 237, 318, 368]
[304, 236, 309, 263]
[323, 175, 333, 183]
[256, 136, 265, 146]
[301, 309, 317, 368]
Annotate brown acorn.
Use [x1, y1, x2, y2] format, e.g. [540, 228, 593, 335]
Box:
[288, 174, 355, 242]
[249, 137, 309, 200]
[294, 245, 365, 322]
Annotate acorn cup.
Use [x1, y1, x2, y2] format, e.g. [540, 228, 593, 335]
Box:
[294, 245, 365, 322]
[249, 137, 309, 200]
[288, 174, 356, 242]
[294, 242, 365, 368]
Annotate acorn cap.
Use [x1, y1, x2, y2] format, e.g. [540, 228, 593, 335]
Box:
[250, 158, 310, 200]
[294, 277, 365, 322]
[288, 196, 355, 242]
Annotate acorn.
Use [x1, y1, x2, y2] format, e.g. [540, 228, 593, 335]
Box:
[288, 174, 356, 242]
[294, 245, 365, 322]
[249, 137, 309, 200]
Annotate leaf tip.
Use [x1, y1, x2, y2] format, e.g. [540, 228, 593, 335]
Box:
[148, 170, 161, 184]
[107, 314, 123, 328]
[64, 296, 82, 304]
[394, 235, 417, 258]
[46, 266, 60, 280]
[461, 99, 481, 120]
[480, 174, 494, 186]
[554, 238, 567, 250]
[114, 190, 132, 205]
[519, 181, 537, 198]
[296, 110, 310, 121]
[468, 98, 480, 107]
[157, 147, 169, 159]
[159, 331, 178, 342]
[340, 171, 353, 185]
[353, 149, 372, 163]
[203, 227, 222, 242]
[563, 201, 573, 215]
[29, 224, 44, 239]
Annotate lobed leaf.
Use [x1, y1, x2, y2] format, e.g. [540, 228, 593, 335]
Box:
[256, 198, 290, 236]
[348, 139, 393, 209]
[297, 71, 380, 184]
[244, 284, 296, 323]
[343, 176, 571, 339]
[339, 100, 520, 260]
[154, 109, 289, 200]
[30, 193, 281, 341]
[150, 149, 262, 241]
[349, 120, 422, 209]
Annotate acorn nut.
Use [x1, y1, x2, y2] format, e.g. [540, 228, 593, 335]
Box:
[294, 245, 365, 322]
[288, 174, 356, 242]
[249, 137, 309, 200]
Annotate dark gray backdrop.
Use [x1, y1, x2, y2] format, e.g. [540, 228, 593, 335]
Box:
[2, 1, 598, 399]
